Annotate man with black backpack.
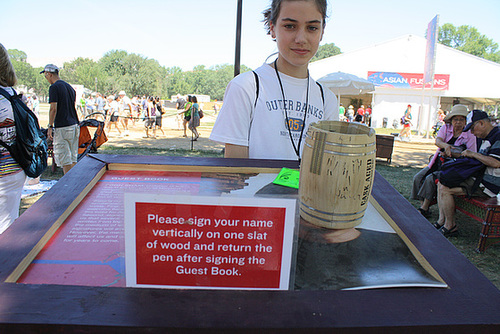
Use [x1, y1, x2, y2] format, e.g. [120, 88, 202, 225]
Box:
[41, 64, 80, 174]
[435, 110, 500, 237]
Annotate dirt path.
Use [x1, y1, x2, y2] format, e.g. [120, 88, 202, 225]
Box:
[390, 139, 436, 167]
[102, 112, 225, 153]
[103, 112, 436, 168]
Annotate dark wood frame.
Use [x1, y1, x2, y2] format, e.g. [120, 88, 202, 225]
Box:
[0, 154, 499, 333]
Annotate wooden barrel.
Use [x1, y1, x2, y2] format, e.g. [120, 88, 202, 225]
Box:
[299, 121, 376, 229]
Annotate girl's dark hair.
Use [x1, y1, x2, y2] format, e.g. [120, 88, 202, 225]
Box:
[191, 96, 198, 103]
[263, 0, 328, 35]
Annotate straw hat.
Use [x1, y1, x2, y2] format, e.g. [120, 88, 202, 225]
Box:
[444, 104, 468, 122]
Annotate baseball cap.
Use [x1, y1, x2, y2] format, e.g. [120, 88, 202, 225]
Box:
[40, 64, 59, 74]
[119, 91, 126, 95]
[463, 110, 489, 132]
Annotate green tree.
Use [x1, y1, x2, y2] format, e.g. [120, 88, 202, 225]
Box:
[97, 51, 167, 97]
[7, 49, 27, 62]
[9, 56, 50, 97]
[99, 50, 128, 77]
[61, 57, 106, 92]
[166, 66, 192, 98]
[8, 47, 261, 102]
[438, 23, 500, 63]
[311, 43, 341, 62]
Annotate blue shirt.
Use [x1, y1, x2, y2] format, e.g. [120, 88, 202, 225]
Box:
[479, 126, 500, 196]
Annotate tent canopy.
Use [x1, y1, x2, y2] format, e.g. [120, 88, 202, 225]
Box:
[317, 71, 375, 97]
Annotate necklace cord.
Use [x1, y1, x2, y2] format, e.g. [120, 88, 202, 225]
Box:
[273, 60, 309, 161]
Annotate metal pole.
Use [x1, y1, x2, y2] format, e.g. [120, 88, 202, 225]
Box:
[234, 0, 243, 77]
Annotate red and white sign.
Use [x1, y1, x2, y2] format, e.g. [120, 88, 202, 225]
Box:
[125, 194, 297, 290]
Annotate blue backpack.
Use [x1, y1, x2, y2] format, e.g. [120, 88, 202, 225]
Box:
[437, 157, 486, 197]
[0, 88, 48, 178]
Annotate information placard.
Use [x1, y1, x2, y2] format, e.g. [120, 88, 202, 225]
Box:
[124, 194, 297, 290]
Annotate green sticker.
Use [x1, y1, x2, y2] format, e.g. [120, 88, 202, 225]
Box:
[273, 168, 300, 189]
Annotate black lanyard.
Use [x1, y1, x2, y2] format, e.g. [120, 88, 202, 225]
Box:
[273, 60, 310, 161]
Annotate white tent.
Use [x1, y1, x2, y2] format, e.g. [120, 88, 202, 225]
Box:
[317, 72, 374, 101]
[309, 35, 500, 130]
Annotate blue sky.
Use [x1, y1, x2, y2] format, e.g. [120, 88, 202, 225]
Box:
[3, 0, 500, 71]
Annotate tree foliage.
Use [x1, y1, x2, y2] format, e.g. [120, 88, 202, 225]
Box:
[438, 23, 500, 63]
[6, 49, 261, 101]
[311, 43, 342, 62]
[9, 58, 50, 96]
[7, 49, 27, 62]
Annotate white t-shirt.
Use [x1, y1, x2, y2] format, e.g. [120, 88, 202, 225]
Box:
[210, 64, 338, 160]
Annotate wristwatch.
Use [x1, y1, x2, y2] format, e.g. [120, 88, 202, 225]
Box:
[48, 124, 53, 128]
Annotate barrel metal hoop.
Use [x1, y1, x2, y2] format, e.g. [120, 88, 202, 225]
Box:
[300, 201, 366, 217]
[304, 142, 376, 157]
[305, 133, 376, 148]
[299, 207, 362, 224]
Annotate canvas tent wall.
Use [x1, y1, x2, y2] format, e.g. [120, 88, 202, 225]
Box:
[309, 35, 500, 131]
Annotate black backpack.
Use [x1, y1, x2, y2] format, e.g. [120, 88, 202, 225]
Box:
[437, 157, 486, 197]
[0, 88, 48, 178]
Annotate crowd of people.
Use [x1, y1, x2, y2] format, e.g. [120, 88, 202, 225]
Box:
[79, 91, 168, 139]
[78, 92, 202, 140]
[338, 103, 372, 125]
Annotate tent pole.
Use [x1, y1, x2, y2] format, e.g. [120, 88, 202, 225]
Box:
[425, 75, 436, 139]
[419, 86, 426, 136]
[234, 0, 243, 77]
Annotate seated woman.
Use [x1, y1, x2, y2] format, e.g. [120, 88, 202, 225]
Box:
[411, 104, 476, 218]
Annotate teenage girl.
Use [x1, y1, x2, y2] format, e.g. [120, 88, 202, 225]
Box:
[210, 0, 338, 160]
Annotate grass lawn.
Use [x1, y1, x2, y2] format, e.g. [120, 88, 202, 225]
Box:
[22, 144, 499, 290]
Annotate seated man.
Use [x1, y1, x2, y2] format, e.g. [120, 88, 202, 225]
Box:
[435, 110, 500, 237]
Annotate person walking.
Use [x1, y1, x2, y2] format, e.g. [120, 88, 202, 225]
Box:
[178, 95, 192, 138]
[41, 64, 80, 174]
[119, 91, 132, 135]
[154, 97, 165, 136]
[399, 105, 412, 141]
[105, 95, 122, 137]
[144, 96, 156, 138]
[188, 96, 200, 141]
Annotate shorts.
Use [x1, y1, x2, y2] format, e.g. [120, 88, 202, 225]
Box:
[144, 117, 155, 129]
[155, 115, 162, 127]
[53, 124, 80, 167]
[184, 115, 191, 122]
[110, 115, 119, 122]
